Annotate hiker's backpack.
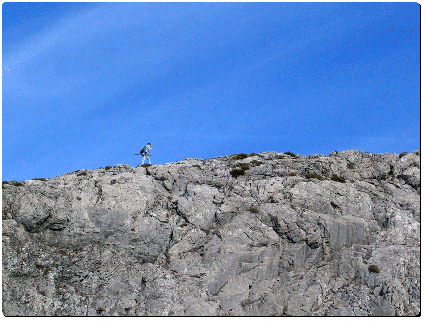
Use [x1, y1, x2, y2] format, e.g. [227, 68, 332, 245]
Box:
[140, 146, 148, 155]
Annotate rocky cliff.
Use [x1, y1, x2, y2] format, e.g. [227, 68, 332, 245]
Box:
[2, 150, 420, 316]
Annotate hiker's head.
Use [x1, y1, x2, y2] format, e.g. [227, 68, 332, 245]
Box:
[147, 143, 151, 149]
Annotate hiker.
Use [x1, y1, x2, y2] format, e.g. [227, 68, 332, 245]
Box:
[140, 143, 152, 165]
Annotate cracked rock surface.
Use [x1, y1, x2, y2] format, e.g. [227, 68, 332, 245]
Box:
[2, 150, 420, 316]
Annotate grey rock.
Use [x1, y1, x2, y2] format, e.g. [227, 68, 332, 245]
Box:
[2, 150, 420, 316]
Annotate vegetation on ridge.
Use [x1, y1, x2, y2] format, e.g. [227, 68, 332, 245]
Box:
[305, 173, 324, 181]
[230, 168, 246, 178]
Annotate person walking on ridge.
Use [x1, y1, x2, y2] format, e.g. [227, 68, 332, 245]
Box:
[140, 143, 152, 165]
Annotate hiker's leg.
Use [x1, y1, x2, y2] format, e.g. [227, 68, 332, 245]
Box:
[142, 155, 146, 164]
[147, 156, 151, 165]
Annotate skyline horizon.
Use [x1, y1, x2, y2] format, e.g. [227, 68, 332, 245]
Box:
[3, 2, 420, 181]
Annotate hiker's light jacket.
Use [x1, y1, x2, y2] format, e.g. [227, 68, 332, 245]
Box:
[141, 145, 151, 156]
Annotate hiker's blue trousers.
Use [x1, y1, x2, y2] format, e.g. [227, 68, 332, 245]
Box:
[142, 155, 151, 165]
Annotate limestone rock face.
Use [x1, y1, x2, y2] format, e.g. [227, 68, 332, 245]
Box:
[2, 151, 420, 316]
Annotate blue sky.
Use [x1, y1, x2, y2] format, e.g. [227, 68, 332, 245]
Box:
[2, 2, 420, 181]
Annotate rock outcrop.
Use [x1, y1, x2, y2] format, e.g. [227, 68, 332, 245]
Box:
[2, 150, 420, 316]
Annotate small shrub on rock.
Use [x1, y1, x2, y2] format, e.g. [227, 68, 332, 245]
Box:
[240, 163, 250, 170]
[250, 160, 263, 166]
[331, 174, 346, 183]
[233, 153, 249, 160]
[230, 168, 245, 178]
[399, 152, 408, 158]
[105, 166, 113, 170]
[77, 171, 88, 177]
[368, 265, 380, 273]
[289, 172, 297, 176]
[248, 207, 259, 213]
[232, 163, 250, 170]
[141, 164, 152, 168]
[33, 178, 47, 182]
[305, 173, 324, 181]
[347, 163, 355, 169]
[96, 307, 107, 314]
[284, 151, 296, 157]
